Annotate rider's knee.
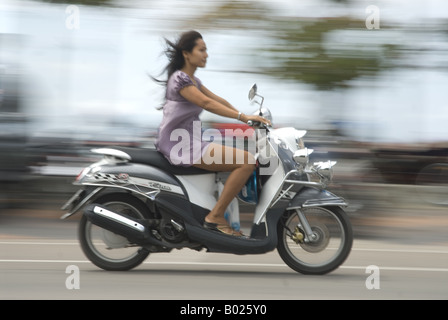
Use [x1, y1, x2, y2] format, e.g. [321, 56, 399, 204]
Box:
[244, 153, 256, 172]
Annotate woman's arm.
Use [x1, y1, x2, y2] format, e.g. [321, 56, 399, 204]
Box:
[179, 85, 270, 126]
[200, 85, 238, 112]
[180, 85, 240, 119]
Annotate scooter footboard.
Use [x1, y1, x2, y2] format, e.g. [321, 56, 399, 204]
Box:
[185, 207, 284, 255]
[287, 187, 348, 210]
[154, 193, 208, 227]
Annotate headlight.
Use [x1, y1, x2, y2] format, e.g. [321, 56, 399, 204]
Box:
[293, 148, 314, 167]
[310, 161, 337, 181]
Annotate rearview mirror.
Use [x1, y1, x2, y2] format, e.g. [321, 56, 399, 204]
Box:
[248, 84, 257, 101]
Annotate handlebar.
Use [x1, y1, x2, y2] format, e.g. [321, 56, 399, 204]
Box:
[247, 120, 270, 131]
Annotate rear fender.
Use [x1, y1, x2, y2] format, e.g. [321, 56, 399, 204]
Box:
[60, 186, 104, 219]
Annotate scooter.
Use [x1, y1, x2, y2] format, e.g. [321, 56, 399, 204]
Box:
[61, 84, 353, 275]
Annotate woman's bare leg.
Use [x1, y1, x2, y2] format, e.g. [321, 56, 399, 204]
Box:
[193, 143, 256, 229]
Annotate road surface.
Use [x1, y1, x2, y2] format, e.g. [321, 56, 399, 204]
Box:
[0, 212, 447, 301]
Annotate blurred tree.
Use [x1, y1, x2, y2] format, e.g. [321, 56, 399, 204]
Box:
[34, 0, 398, 91]
[265, 17, 385, 90]
[188, 1, 398, 91]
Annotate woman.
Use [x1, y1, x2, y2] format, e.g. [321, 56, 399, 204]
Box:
[155, 30, 270, 237]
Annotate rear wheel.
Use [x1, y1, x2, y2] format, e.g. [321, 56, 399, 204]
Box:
[277, 206, 353, 275]
[79, 193, 152, 271]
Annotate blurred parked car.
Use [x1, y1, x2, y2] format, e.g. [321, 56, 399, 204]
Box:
[0, 64, 29, 182]
[368, 142, 448, 185]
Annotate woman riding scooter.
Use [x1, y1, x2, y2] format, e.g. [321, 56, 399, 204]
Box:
[154, 30, 270, 237]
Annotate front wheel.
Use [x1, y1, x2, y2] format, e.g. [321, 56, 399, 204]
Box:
[277, 206, 353, 275]
[79, 193, 152, 271]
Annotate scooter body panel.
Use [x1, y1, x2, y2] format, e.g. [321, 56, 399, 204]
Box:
[79, 162, 186, 198]
[176, 174, 218, 211]
[253, 163, 285, 224]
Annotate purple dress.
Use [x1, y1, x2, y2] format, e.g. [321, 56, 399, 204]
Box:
[155, 70, 210, 167]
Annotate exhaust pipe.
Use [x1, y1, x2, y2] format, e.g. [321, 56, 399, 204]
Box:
[83, 204, 150, 243]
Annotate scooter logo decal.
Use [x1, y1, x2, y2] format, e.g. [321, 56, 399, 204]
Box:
[147, 182, 171, 191]
[93, 173, 128, 183]
[94, 173, 119, 181]
[117, 173, 129, 181]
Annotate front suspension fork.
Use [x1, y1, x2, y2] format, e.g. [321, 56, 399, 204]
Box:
[292, 209, 318, 244]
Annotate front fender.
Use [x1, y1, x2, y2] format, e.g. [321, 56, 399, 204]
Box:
[287, 187, 348, 210]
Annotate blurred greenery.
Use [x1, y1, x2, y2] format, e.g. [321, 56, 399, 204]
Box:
[32, 0, 447, 92]
[188, 1, 398, 90]
[265, 17, 385, 90]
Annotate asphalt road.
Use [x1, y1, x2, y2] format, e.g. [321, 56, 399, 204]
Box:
[0, 211, 447, 301]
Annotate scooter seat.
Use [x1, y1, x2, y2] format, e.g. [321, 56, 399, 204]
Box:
[110, 146, 211, 176]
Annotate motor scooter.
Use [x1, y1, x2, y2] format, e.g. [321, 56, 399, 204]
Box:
[61, 84, 353, 275]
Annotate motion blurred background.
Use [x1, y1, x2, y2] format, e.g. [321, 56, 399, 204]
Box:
[1, 0, 447, 239]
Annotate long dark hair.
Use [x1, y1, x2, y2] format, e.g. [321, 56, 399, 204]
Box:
[154, 30, 203, 84]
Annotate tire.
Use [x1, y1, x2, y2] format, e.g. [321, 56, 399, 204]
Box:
[79, 193, 152, 271]
[277, 206, 353, 275]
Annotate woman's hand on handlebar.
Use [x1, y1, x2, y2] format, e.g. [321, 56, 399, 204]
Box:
[241, 114, 271, 127]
